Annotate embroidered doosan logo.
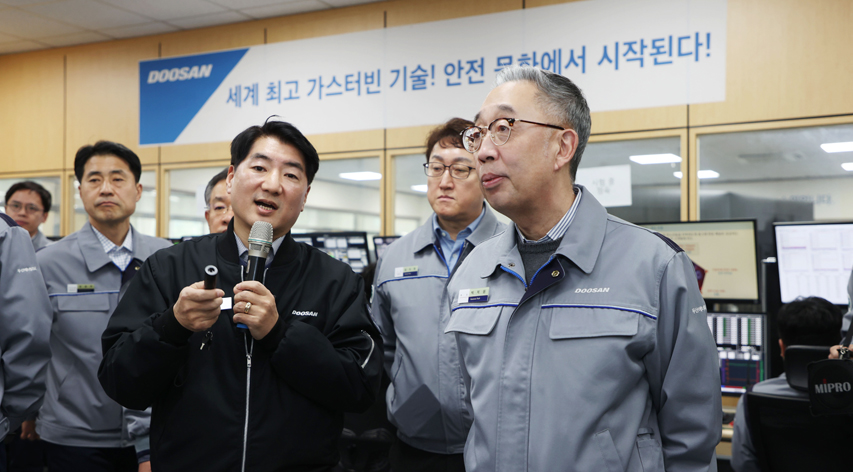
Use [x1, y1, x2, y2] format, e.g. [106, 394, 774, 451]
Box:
[292, 310, 318, 317]
[147, 65, 213, 83]
[574, 287, 610, 293]
[17, 266, 37, 273]
[692, 305, 707, 314]
[814, 381, 852, 394]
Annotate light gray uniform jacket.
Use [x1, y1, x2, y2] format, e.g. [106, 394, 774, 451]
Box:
[32, 229, 53, 252]
[35, 222, 171, 448]
[0, 214, 51, 439]
[445, 188, 722, 472]
[373, 207, 505, 454]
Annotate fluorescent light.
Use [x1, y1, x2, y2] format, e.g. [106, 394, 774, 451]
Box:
[169, 195, 180, 203]
[821, 142, 853, 153]
[842, 162, 853, 171]
[410, 184, 428, 192]
[673, 170, 720, 179]
[629, 153, 682, 165]
[339, 171, 382, 181]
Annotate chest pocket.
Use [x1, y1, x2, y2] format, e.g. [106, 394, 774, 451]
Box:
[57, 293, 111, 312]
[548, 307, 640, 340]
[445, 305, 504, 336]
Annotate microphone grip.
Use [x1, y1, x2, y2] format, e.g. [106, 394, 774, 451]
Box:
[204, 265, 218, 290]
[245, 256, 266, 282]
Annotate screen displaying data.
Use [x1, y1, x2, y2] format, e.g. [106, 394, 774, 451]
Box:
[708, 312, 766, 394]
[774, 222, 853, 305]
[641, 220, 760, 302]
[293, 231, 371, 273]
[373, 235, 401, 262]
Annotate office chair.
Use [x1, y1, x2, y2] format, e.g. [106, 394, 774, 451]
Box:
[746, 392, 853, 470]
[783, 345, 831, 392]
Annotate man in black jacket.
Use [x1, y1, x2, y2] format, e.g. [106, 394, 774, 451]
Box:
[98, 120, 383, 472]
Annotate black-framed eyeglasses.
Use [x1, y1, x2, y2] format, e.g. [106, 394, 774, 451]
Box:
[461, 117, 565, 153]
[6, 201, 44, 214]
[423, 162, 476, 180]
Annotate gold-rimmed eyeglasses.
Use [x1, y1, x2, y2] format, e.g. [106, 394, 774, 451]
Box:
[6, 201, 44, 214]
[461, 117, 565, 153]
[423, 162, 476, 180]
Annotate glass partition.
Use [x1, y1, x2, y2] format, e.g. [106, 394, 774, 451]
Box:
[293, 156, 382, 256]
[580, 137, 682, 224]
[698, 123, 853, 258]
[73, 171, 157, 236]
[0, 176, 61, 237]
[393, 153, 432, 236]
[167, 166, 229, 239]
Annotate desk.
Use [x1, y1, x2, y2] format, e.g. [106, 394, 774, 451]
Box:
[716, 395, 739, 458]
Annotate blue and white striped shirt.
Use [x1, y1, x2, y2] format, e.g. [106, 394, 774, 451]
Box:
[515, 186, 583, 244]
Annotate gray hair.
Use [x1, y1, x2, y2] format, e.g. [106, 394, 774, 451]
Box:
[204, 168, 229, 208]
[494, 66, 591, 181]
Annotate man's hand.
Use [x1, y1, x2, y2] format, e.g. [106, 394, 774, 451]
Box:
[233, 281, 279, 340]
[828, 344, 853, 359]
[20, 420, 39, 441]
[173, 281, 224, 332]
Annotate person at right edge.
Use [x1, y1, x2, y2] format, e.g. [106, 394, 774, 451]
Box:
[97, 120, 383, 472]
[372, 118, 505, 472]
[445, 65, 722, 472]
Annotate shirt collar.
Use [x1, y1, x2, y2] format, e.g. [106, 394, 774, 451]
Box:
[515, 186, 582, 244]
[432, 205, 486, 242]
[234, 233, 285, 263]
[90, 224, 133, 254]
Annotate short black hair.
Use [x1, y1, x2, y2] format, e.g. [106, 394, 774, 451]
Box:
[5, 181, 52, 214]
[777, 296, 843, 347]
[425, 118, 474, 163]
[204, 168, 230, 208]
[74, 140, 142, 183]
[230, 119, 319, 185]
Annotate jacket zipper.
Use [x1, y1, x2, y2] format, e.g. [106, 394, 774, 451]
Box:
[241, 334, 253, 472]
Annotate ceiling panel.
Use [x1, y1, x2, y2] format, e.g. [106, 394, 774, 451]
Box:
[20, 0, 150, 29]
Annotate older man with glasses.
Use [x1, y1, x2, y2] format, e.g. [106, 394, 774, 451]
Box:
[373, 117, 505, 472]
[4, 181, 54, 251]
[445, 66, 721, 472]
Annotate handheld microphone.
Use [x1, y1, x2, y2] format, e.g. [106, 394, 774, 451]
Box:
[239, 221, 273, 329]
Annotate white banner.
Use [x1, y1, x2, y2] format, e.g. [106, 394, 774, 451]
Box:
[140, 0, 727, 145]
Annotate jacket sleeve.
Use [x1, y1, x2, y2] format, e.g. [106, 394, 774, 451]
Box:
[371, 256, 396, 378]
[644, 251, 722, 472]
[257, 269, 383, 414]
[99, 255, 190, 410]
[0, 225, 52, 434]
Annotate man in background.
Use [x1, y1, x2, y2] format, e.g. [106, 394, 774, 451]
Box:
[0, 214, 52, 472]
[373, 118, 505, 471]
[203, 168, 232, 234]
[28, 141, 171, 472]
[4, 181, 54, 251]
[731, 296, 842, 471]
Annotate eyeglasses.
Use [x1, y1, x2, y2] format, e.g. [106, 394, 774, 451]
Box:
[6, 201, 44, 214]
[423, 162, 476, 180]
[209, 205, 232, 216]
[461, 117, 565, 153]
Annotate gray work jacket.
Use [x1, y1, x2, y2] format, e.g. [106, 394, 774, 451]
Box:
[35, 222, 171, 448]
[373, 206, 505, 454]
[0, 214, 52, 439]
[445, 188, 722, 472]
[32, 230, 52, 252]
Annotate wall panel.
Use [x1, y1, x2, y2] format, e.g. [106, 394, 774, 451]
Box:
[0, 50, 65, 172]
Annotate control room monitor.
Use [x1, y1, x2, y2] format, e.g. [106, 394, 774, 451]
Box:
[640, 220, 760, 303]
[708, 312, 767, 394]
[292, 231, 371, 273]
[774, 221, 853, 306]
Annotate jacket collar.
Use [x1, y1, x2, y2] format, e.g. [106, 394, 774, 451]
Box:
[80, 221, 160, 273]
[411, 204, 502, 254]
[479, 184, 607, 278]
[216, 219, 300, 268]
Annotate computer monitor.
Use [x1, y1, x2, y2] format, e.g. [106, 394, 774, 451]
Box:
[773, 221, 853, 306]
[373, 235, 400, 262]
[708, 312, 767, 394]
[292, 231, 371, 273]
[639, 220, 760, 303]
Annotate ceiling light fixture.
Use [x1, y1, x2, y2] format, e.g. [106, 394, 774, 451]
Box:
[410, 184, 428, 192]
[629, 153, 682, 165]
[821, 142, 853, 153]
[842, 163, 853, 171]
[339, 171, 382, 181]
[673, 170, 720, 179]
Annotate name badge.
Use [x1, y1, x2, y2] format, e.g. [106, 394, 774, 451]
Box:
[458, 287, 489, 304]
[220, 297, 232, 311]
[67, 283, 95, 293]
[394, 266, 418, 277]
